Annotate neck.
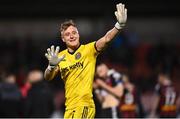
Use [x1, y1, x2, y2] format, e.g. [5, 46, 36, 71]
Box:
[67, 47, 75, 53]
[67, 44, 80, 53]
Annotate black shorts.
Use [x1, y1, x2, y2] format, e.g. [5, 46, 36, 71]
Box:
[101, 107, 120, 118]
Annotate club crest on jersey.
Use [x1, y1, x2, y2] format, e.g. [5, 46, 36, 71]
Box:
[75, 52, 81, 60]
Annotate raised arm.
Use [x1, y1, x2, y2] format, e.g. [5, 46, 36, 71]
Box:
[95, 79, 124, 99]
[44, 45, 65, 80]
[96, 3, 127, 52]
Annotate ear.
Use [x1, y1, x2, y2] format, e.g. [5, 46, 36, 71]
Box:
[62, 38, 65, 42]
[61, 35, 65, 42]
[61, 32, 65, 42]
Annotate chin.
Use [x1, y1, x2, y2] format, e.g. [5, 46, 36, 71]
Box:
[69, 42, 79, 48]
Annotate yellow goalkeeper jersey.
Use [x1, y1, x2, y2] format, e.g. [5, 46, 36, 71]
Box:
[58, 41, 99, 110]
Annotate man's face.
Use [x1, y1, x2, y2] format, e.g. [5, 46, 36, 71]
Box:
[96, 64, 109, 78]
[61, 25, 80, 48]
[28, 70, 43, 83]
[158, 74, 165, 84]
[6, 74, 16, 84]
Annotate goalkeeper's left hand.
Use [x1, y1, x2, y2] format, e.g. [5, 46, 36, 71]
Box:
[114, 3, 127, 30]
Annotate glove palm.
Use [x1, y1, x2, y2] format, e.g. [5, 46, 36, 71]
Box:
[115, 3, 127, 29]
[45, 45, 65, 66]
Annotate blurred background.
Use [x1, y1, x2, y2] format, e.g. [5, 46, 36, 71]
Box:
[0, 0, 179, 118]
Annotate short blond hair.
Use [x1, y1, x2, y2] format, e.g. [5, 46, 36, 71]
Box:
[60, 20, 76, 35]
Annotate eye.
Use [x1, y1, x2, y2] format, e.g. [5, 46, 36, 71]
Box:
[64, 33, 70, 37]
[72, 31, 77, 35]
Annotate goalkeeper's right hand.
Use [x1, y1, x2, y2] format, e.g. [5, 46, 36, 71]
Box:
[45, 45, 65, 70]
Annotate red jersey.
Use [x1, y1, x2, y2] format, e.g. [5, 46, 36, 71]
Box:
[155, 83, 179, 117]
[119, 87, 138, 118]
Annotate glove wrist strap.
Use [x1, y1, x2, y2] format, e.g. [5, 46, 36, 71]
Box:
[47, 65, 56, 71]
[115, 22, 125, 30]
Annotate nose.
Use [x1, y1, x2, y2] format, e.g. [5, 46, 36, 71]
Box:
[70, 34, 74, 38]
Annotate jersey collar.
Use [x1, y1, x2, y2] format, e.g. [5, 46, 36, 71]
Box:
[67, 44, 81, 55]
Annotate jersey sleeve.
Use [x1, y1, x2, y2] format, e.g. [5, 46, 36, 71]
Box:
[108, 69, 122, 86]
[86, 41, 100, 57]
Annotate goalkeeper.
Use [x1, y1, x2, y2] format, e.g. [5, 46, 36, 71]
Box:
[44, 3, 127, 118]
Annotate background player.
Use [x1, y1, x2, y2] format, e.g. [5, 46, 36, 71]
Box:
[119, 74, 145, 118]
[93, 63, 123, 118]
[151, 72, 179, 118]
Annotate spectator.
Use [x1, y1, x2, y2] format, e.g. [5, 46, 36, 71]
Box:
[0, 73, 22, 117]
[23, 69, 54, 118]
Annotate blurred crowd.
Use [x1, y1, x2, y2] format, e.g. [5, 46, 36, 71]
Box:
[0, 68, 65, 118]
[0, 62, 179, 118]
